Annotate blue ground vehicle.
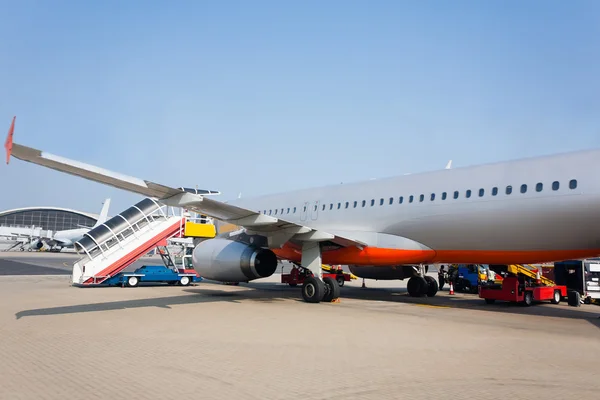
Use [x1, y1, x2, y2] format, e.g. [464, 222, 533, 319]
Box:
[446, 264, 489, 293]
[100, 246, 202, 287]
[103, 264, 202, 287]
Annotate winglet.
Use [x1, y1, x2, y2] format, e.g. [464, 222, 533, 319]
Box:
[445, 159, 452, 169]
[4, 116, 15, 165]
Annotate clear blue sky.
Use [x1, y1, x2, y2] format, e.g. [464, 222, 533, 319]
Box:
[1, 0, 600, 216]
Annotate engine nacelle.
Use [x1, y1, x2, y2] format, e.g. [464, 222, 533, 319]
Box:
[192, 238, 278, 282]
[29, 239, 43, 249]
[348, 265, 424, 280]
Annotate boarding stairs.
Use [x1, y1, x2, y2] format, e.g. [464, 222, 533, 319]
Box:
[71, 198, 188, 285]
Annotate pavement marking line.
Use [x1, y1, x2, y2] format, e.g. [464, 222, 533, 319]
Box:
[413, 304, 450, 309]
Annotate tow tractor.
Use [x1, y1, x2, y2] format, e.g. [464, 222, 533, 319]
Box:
[281, 263, 355, 287]
[101, 245, 202, 287]
[479, 264, 567, 306]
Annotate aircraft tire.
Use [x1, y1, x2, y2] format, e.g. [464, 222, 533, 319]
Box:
[407, 276, 427, 297]
[302, 276, 325, 303]
[322, 277, 340, 302]
[424, 276, 438, 297]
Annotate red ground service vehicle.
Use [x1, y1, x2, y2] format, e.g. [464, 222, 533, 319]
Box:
[281, 265, 351, 287]
[479, 264, 567, 306]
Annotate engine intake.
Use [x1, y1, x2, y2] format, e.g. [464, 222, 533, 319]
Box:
[192, 238, 278, 282]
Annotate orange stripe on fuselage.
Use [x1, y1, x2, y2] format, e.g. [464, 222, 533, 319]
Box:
[273, 245, 435, 265]
[431, 249, 600, 265]
[272, 244, 600, 265]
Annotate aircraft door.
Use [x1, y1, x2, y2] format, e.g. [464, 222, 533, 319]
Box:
[300, 202, 309, 221]
[311, 200, 320, 221]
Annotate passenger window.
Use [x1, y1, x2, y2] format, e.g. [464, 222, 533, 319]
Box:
[569, 179, 577, 189]
[362, 200, 366, 207]
[409, 195, 414, 203]
[479, 188, 484, 197]
[536, 183, 543, 192]
[380, 198, 384, 206]
[492, 187, 498, 196]
[303, 206, 306, 212]
[419, 194, 424, 202]
[269, 210, 272, 215]
[399, 196, 404, 204]
[353, 201, 357, 208]
[322, 204, 325, 211]
[389, 197, 393, 205]
[274, 209, 278, 215]
[345, 202, 349, 209]
[453, 191, 459, 199]
[337, 203, 341, 209]
[552, 181, 559, 191]
[329, 204, 333, 210]
[441, 192, 447, 200]
[520, 184, 527, 193]
[371, 199, 375, 206]
[506, 186, 512, 195]
[430, 193, 435, 201]
[466, 190, 471, 198]
[281, 208, 284, 214]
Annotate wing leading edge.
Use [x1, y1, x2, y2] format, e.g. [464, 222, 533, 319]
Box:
[6, 119, 364, 248]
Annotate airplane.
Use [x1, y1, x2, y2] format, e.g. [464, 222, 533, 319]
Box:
[5, 116, 600, 303]
[28, 198, 111, 251]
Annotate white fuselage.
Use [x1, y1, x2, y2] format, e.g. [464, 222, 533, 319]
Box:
[232, 148, 600, 255]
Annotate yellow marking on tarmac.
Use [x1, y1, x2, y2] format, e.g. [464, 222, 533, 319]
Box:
[413, 303, 450, 309]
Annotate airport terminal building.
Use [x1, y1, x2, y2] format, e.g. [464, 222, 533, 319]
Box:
[0, 207, 99, 232]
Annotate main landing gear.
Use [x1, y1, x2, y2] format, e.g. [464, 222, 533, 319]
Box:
[301, 275, 340, 303]
[298, 241, 341, 304]
[406, 265, 438, 298]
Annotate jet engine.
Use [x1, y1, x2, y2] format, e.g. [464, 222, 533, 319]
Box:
[348, 265, 427, 280]
[192, 238, 278, 282]
[29, 239, 44, 250]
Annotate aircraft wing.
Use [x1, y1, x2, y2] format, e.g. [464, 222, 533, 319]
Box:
[6, 121, 365, 248]
[9, 142, 221, 199]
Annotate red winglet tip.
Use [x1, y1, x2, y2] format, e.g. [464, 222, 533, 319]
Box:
[4, 116, 15, 165]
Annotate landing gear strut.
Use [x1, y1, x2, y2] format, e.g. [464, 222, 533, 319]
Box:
[407, 265, 438, 297]
[299, 241, 340, 304]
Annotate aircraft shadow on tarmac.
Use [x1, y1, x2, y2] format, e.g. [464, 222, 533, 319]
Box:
[14, 281, 600, 330]
[13, 285, 293, 320]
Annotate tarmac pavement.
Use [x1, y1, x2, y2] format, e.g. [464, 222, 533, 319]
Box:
[0, 252, 598, 400]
